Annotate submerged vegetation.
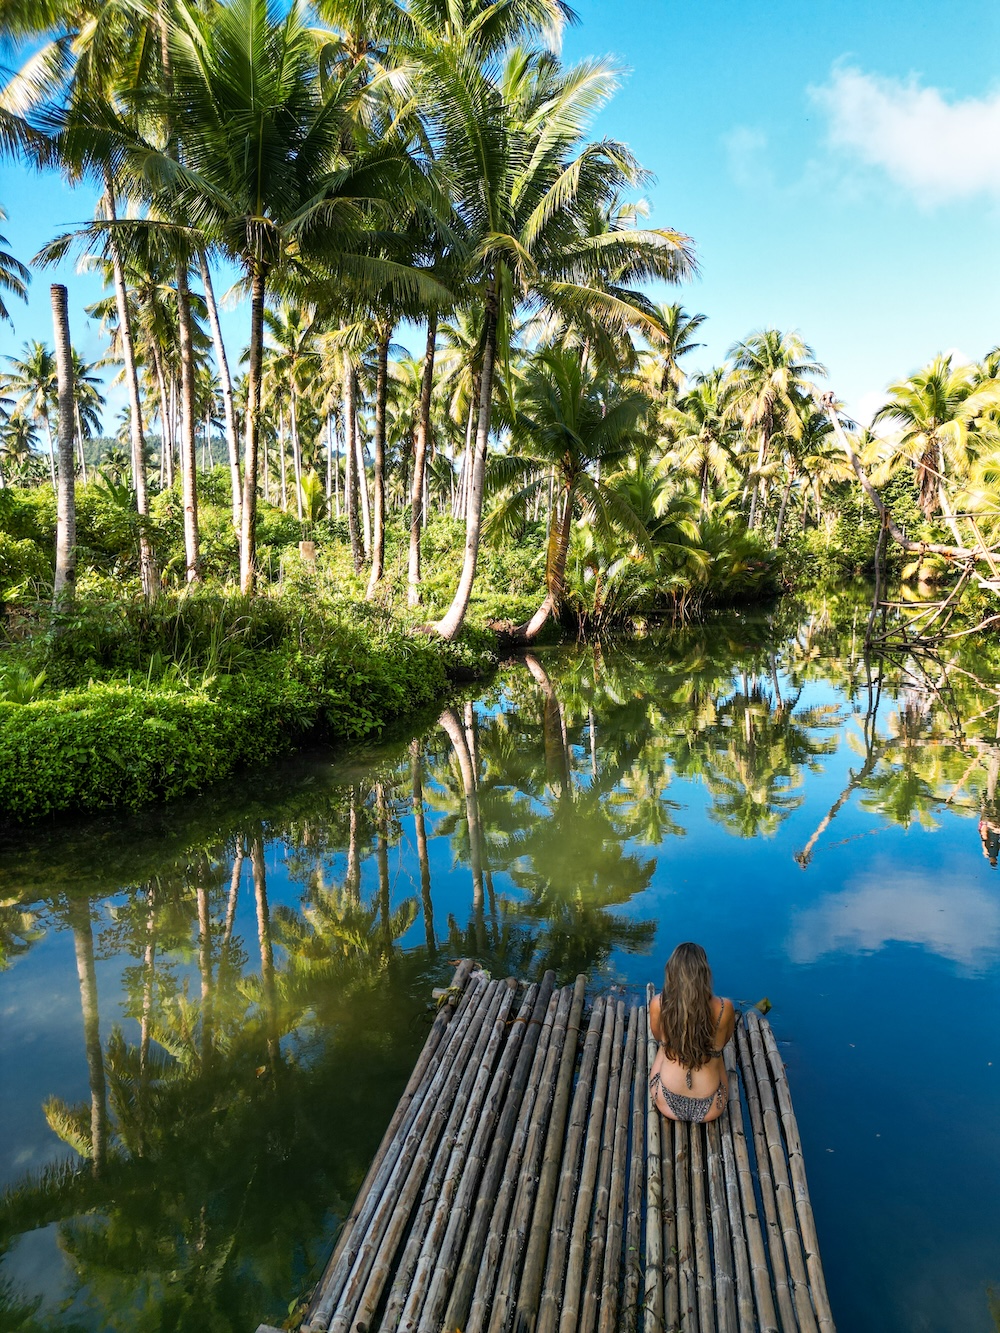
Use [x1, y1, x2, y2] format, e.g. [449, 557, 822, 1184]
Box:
[0, 0, 998, 817]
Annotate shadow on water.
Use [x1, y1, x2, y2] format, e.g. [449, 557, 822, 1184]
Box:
[2, 590, 1000, 1331]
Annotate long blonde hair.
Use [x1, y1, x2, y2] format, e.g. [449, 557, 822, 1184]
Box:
[658, 942, 716, 1071]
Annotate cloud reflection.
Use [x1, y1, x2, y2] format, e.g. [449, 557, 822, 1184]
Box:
[788, 868, 1000, 971]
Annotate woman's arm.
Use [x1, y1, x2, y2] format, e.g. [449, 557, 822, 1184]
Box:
[649, 992, 661, 1043]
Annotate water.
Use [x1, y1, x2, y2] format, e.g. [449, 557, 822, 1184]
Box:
[2, 597, 999, 1333]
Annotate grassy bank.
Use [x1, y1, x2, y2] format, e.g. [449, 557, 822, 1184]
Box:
[0, 592, 497, 820]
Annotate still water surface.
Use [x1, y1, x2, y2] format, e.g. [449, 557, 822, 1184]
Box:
[1, 599, 999, 1332]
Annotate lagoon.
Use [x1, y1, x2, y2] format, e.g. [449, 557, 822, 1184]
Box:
[2, 600, 999, 1332]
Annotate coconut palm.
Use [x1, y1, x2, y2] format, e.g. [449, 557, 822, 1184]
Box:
[2, 340, 57, 486]
[425, 42, 694, 638]
[873, 353, 1000, 524]
[486, 346, 651, 639]
[0, 206, 29, 325]
[264, 304, 321, 521]
[643, 301, 706, 401]
[667, 369, 734, 504]
[723, 329, 826, 530]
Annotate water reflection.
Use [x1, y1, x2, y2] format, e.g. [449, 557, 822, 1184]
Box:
[2, 600, 1000, 1330]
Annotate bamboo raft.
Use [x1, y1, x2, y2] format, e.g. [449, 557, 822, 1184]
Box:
[261, 961, 834, 1333]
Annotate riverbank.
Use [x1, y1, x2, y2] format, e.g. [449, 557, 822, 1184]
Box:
[0, 592, 498, 820]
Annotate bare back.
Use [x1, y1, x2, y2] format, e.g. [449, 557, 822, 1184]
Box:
[649, 992, 735, 1101]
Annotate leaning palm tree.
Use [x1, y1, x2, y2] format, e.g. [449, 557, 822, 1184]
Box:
[873, 353, 1000, 526]
[723, 328, 826, 530]
[486, 346, 651, 639]
[425, 43, 694, 638]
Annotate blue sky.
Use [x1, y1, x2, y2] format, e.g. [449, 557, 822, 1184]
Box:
[1, 0, 999, 426]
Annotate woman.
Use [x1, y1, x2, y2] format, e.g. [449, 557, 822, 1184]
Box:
[649, 942, 735, 1124]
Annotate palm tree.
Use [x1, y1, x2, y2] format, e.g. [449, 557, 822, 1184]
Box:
[264, 304, 320, 522]
[723, 329, 826, 530]
[51, 283, 76, 599]
[667, 369, 734, 504]
[487, 346, 651, 639]
[643, 300, 706, 401]
[158, 0, 441, 592]
[0, 205, 29, 325]
[873, 353, 1000, 527]
[2, 340, 57, 486]
[426, 41, 694, 638]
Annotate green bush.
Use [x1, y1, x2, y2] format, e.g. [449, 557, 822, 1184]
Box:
[0, 532, 51, 605]
[0, 605, 497, 819]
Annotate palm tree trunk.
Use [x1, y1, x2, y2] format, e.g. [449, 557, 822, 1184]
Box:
[366, 325, 391, 598]
[291, 388, 303, 521]
[69, 895, 107, 1177]
[103, 176, 157, 597]
[436, 285, 498, 640]
[748, 425, 769, 530]
[356, 415, 372, 559]
[240, 265, 266, 594]
[151, 342, 172, 490]
[774, 475, 794, 546]
[279, 416, 287, 511]
[408, 314, 437, 607]
[250, 828, 280, 1070]
[43, 413, 56, 488]
[176, 261, 200, 582]
[519, 482, 573, 641]
[439, 707, 485, 950]
[197, 877, 213, 1073]
[375, 783, 391, 953]
[326, 413, 333, 501]
[410, 738, 435, 953]
[346, 787, 361, 903]
[199, 251, 241, 529]
[51, 284, 76, 603]
[344, 362, 362, 570]
[75, 405, 87, 483]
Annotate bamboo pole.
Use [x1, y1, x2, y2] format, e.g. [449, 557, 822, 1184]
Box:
[387, 979, 526, 1331]
[411, 979, 551, 1331]
[645, 985, 665, 1333]
[327, 977, 499, 1333]
[436, 973, 557, 1332]
[722, 1041, 772, 1333]
[474, 985, 571, 1333]
[597, 1003, 638, 1333]
[744, 1014, 818, 1333]
[735, 1022, 797, 1333]
[580, 999, 626, 1333]
[359, 980, 514, 1333]
[706, 1120, 736, 1333]
[674, 1120, 697, 1332]
[622, 1005, 647, 1326]
[561, 996, 619, 1333]
[302, 960, 475, 1331]
[718, 1109, 754, 1333]
[535, 998, 607, 1333]
[507, 976, 588, 1333]
[754, 1012, 835, 1333]
[661, 1114, 679, 1333]
[690, 1125, 715, 1333]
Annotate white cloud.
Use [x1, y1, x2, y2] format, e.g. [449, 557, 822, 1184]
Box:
[787, 868, 1000, 971]
[812, 66, 1000, 205]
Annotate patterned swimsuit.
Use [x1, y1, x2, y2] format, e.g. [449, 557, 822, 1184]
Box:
[649, 998, 729, 1124]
